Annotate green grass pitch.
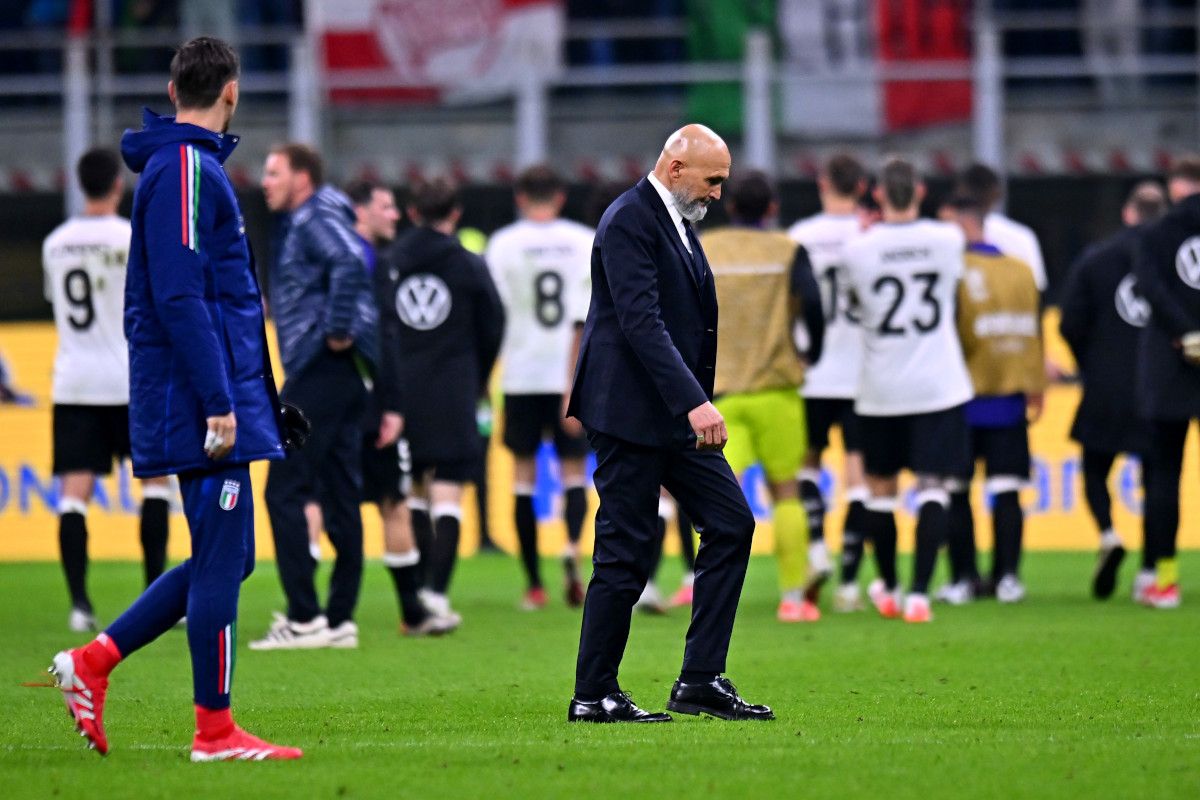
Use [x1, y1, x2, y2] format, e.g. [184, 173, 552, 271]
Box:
[2, 552, 1198, 800]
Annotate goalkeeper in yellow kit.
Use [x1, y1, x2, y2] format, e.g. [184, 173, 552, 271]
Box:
[702, 171, 825, 622]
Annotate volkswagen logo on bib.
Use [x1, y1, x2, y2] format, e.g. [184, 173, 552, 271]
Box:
[395, 274, 452, 330]
[1114, 273, 1150, 327]
[1176, 236, 1200, 289]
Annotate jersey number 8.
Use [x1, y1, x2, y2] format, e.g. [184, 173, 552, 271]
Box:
[534, 270, 564, 328]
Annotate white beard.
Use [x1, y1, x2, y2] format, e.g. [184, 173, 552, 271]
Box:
[671, 187, 708, 222]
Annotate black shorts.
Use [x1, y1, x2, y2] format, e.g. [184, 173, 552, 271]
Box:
[958, 423, 1031, 481]
[502, 393, 590, 459]
[362, 433, 413, 505]
[412, 459, 475, 485]
[804, 397, 864, 454]
[861, 404, 970, 479]
[53, 404, 130, 476]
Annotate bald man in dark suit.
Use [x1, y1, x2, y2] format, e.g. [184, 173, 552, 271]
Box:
[565, 125, 773, 723]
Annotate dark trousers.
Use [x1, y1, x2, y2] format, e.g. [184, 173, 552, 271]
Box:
[1144, 419, 1188, 567]
[574, 426, 755, 699]
[265, 350, 367, 628]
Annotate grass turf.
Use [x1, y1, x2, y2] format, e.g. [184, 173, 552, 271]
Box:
[1, 552, 1198, 800]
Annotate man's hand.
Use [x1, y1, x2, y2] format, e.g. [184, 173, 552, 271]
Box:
[204, 412, 237, 460]
[327, 336, 354, 352]
[688, 401, 727, 451]
[1027, 392, 1045, 423]
[377, 411, 403, 449]
[1182, 332, 1200, 366]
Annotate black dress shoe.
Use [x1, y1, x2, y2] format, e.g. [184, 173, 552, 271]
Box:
[568, 692, 673, 723]
[666, 676, 774, 721]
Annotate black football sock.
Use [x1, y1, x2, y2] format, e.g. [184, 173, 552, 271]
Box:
[1081, 449, 1116, 536]
[564, 485, 587, 545]
[992, 491, 1024, 579]
[139, 497, 170, 588]
[912, 494, 949, 595]
[799, 473, 825, 543]
[429, 511, 461, 595]
[514, 493, 541, 590]
[839, 498, 868, 584]
[384, 552, 429, 627]
[411, 503, 434, 587]
[864, 504, 898, 591]
[947, 489, 979, 583]
[677, 507, 697, 573]
[647, 513, 667, 583]
[59, 510, 91, 612]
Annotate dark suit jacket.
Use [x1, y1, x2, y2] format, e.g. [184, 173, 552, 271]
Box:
[567, 177, 719, 446]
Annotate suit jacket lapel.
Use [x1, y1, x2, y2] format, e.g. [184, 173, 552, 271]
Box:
[638, 180, 701, 292]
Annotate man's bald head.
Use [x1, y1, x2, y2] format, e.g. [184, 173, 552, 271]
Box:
[653, 124, 731, 222]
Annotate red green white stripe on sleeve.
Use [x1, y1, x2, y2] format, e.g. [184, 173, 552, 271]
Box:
[180, 144, 201, 252]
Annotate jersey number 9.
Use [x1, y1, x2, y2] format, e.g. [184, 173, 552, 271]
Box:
[64, 268, 95, 331]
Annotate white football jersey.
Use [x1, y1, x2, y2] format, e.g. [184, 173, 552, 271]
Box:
[43, 215, 131, 405]
[787, 212, 863, 398]
[985, 212, 1046, 291]
[485, 217, 594, 394]
[843, 219, 974, 416]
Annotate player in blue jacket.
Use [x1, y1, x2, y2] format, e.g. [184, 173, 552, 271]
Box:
[43, 37, 306, 762]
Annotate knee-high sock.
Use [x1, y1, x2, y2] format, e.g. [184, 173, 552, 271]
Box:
[648, 503, 669, 583]
[140, 492, 171, 588]
[913, 490, 949, 595]
[384, 550, 428, 627]
[1081, 449, 1116, 536]
[564, 484, 587, 545]
[799, 470, 825, 543]
[839, 490, 869, 584]
[991, 490, 1024, 579]
[410, 499, 434, 587]
[677, 506, 697, 574]
[946, 488, 978, 583]
[428, 505, 461, 595]
[59, 501, 90, 612]
[514, 489, 541, 589]
[773, 498, 807, 593]
[1138, 455, 1155, 570]
[864, 499, 898, 591]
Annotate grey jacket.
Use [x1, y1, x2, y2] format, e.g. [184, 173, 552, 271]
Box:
[271, 186, 379, 379]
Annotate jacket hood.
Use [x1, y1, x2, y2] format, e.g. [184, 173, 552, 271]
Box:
[1177, 193, 1200, 225]
[302, 185, 358, 226]
[121, 107, 240, 173]
[397, 225, 464, 266]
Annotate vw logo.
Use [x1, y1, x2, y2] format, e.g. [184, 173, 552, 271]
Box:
[1175, 236, 1200, 289]
[1114, 273, 1150, 327]
[396, 274, 452, 331]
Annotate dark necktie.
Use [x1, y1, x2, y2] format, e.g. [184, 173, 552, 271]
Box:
[682, 219, 703, 283]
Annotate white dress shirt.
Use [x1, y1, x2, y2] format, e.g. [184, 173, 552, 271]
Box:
[647, 172, 692, 254]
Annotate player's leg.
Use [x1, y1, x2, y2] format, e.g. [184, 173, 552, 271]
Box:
[505, 394, 545, 605]
[1081, 448, 1126, 598]
[426, 474, 467, 615]
[409, 471, 434, 587]
[1141, 419, 1188, 607]
[555, 397, 591, 608]
[1133, 451, 1156, 600]
[634, 492, 670, 614]
[748, 389, 814, 622]
[940, 475, 979, 604]
[304, 501, 323, 561]
[139, 477, 171, 589]
[859, 414, 903, 618]
[58, 471, 95, 629]
[835, 409, 871, 612]
[905, 405, 969, 622]
[668, 505, 698, 607]
[180, 465, 302, 761]
[52, 405, 104, 629]
[985, 424, 1032, 604]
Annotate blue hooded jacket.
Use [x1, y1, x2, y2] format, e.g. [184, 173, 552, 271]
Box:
[121, 108, 286, 477]
[270, 185, 378, 380]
